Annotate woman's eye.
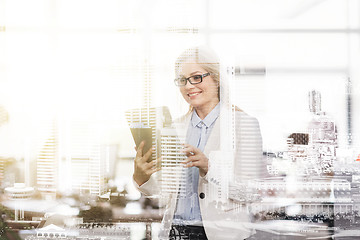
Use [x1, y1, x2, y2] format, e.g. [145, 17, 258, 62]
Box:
[193, 75, 201, 81]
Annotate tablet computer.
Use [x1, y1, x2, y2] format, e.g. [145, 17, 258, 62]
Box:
[125, 106, 172, 162]
[129, 122, 153, 156]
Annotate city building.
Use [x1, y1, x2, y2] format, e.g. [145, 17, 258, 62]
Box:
[4, 183, 34, 221]
[159, 127, 186, 197]
[35, 224, 68, 239]
[36, 134, 58, 200]
[307, 90, 337, 176]
[65, 120, 107, 196]
[251, 177, 352, 216]
[23, 223, 133, 240]
[0, 157, 5, 186]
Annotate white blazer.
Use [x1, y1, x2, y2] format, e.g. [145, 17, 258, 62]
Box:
[136, 106, 264, 240]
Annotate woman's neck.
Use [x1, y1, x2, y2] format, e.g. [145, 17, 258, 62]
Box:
[194, 100, 219, 120]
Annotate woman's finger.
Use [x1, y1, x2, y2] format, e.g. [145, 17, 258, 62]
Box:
[181, 146, 195, 156]
[184, 161, 197, 168]
[141, 146, 153, 163]
[147, 167, 160, 175]
[191, 147, 201, 155]
[185, 151, 196, 157]
[144, 161, 159, 173]
[144, 160, 155, 169]
[181, 143, 193, 150]
[181, 144, 201, 156]
[182, 156, 198, 164]
[135, 141, 145, 158]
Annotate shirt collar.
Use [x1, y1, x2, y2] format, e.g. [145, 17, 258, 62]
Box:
[191, 102, 220, 128]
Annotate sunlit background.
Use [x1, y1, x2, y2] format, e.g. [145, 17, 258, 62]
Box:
[0, 0, 360, 239]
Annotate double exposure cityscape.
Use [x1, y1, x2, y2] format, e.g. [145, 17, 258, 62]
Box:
[1, 0, 360, 239]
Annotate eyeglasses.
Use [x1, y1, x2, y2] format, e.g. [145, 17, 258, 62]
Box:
[174, 73, 211, 87]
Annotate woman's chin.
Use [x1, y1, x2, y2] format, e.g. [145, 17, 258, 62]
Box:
[190, 104, 206, 111]
[188, 101, 202, 108]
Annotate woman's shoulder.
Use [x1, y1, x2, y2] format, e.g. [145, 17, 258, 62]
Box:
[235, 109, 253, 118]
[222, 104, 257, 121]
[233, 108, 260, 127]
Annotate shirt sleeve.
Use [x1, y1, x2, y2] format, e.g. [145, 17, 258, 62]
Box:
[132, 174, 160, 196]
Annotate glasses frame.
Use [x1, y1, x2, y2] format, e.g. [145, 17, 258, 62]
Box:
[174, 72, 211, 87]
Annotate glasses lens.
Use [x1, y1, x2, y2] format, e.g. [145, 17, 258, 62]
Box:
[189, 75, 202, 84]
[175, 77, 186, 86]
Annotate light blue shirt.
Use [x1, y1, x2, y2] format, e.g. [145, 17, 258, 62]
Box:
[173, 103, 220, 225]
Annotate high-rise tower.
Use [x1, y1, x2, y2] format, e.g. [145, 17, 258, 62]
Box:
[307, 90, 337, 176]
[66, 120, 107, 196]
[36, 121, 59, 199]
[159, 127, 186, 197]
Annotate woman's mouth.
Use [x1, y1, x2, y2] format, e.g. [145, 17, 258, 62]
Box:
[187, 92, 201, 98]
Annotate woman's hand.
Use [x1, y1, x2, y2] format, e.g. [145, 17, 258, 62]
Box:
[133, 141, 158, 186]
[181, 144, 209, 177]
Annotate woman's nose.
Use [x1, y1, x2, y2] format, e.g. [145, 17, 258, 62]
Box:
[184, 81, 194, 90]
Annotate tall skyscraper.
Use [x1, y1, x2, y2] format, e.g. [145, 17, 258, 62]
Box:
[66, 120, 107, 196]
[0, 157, 6, 187]
[159, 127, 186, 197]
[36, 121, 59, 199]
[37, 136, 58, 197]
[307, 90, 337, 176]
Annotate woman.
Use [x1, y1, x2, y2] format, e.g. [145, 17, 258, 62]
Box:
[133, 46, 264, 240]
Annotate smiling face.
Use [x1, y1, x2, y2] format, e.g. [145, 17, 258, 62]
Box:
[179, 62, 219, 115]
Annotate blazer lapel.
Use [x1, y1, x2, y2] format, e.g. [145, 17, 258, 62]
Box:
[203, 115, 220, 157]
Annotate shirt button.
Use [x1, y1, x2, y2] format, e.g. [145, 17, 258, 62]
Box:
[199, 192, 205, 199]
